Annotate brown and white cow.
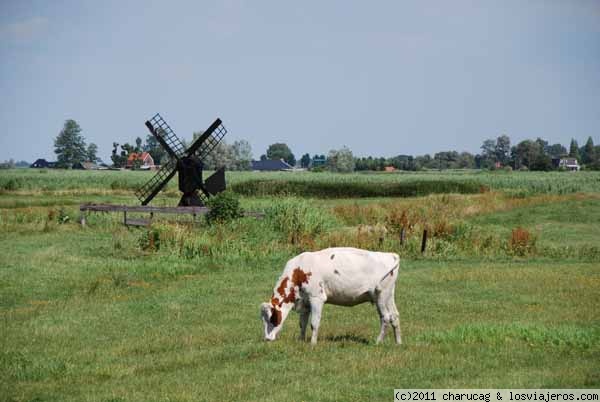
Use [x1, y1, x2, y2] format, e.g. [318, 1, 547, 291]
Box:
[260, 247, 401, 345]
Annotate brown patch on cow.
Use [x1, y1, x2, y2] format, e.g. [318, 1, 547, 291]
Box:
[330, 254, 335, 260]
[270, 296, 280, 307]
[390, 270, 393, 276]
[282, 287, 296, 304]
[270, 307, 282, 327]
[334, 269, 340, 275]
[276, 277, 289, 298]
[291, 267, 312, 287]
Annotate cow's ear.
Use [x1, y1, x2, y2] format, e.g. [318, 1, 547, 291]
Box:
[270, 307, 281, 327]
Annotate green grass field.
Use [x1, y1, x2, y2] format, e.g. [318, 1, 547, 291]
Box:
[1, 169, 599, 401]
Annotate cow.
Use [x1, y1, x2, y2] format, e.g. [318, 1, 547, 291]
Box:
[260, 247, 401, 345]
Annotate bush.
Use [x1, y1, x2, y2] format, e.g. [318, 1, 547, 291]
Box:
[508, 227, 536, 256]
[267, 197, 333, 245]
[139, 227, 161, 251]
[205, 191, 244, 224]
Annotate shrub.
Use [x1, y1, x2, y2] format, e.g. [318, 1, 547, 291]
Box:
[1, 178, 23, 191]
[57, 207, 70, 224]
[205, 191, 244, 224]
[508, 227, 536, 256]
[267, 198, 333, 245]
[139, 228, 161, 251]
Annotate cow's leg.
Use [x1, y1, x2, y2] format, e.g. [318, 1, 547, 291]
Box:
[375, 302, 388, 344]
[299, 309, 310, 342]
[309, 298, 324, 345]
[389, 297, 402, 345]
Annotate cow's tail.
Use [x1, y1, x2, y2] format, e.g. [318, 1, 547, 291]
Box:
[377, 253, 400, 287]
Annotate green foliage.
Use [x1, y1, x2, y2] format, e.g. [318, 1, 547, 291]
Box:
[205, 191, 244, 224]
[138, 227, 161, 251]
[54, 119, 87, 168]
[266, 142, 296, 166]
[327, 146, 355, 172]
[267, 197, 334, 244]
[233, 178, 485, 198]
[56, 207, 70, 224]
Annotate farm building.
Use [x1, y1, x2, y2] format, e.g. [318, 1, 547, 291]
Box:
[384, 166, 396, 172]
[251, 159, 293, 171]
[30, 159, 57, 168]
[126, 152, 155, 169]
[72, 162, 102, 170]
[552, 158, 580, 171]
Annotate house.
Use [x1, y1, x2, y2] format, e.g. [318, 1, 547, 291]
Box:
[558, 158, 580, 171]
[384, 166, 396, 172]
[126, 152, 155, 169]
[251, 159, 293, 171]
[72, 161, 100, 170]
[30, 159, 57, 168]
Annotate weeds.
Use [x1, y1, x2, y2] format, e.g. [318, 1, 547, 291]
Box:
[508, 227, 536, 256]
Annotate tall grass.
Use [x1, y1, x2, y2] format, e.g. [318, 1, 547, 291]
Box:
[2, 169, 600, 196]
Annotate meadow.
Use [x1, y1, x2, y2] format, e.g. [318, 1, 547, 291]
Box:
[1, 169, 599, 401]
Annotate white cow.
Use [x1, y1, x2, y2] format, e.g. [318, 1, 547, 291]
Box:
[260, 247, 401, 345]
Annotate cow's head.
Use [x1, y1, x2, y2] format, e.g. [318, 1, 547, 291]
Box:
[261, 268, 312, 341]
[260, 302, 288, 341]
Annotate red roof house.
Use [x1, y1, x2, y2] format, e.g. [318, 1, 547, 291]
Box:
[126, 152, 155, 169]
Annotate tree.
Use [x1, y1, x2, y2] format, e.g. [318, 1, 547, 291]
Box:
[581, 136, 595, 165]
[457, 152, 475, 169]
[266, 143, 295, 166]
[479, 138, 496, 168]
[494, 135, 511, 166]
[135, 137, 143, 153]
[144, 134, 167, 166]
[300, 153, 311, 169]
[86, 143, 99, 163]
[54, 119, 87, 168]
[547, 143, 567, 158]
[569, 139, 580, 161]
[203, 141, 234, 170]
[511, 139, 551, 171]
[231, 140, 253, 170]
[327, 146, 355, 172]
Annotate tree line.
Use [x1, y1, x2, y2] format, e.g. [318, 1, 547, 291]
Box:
[35, 119, 600, 172]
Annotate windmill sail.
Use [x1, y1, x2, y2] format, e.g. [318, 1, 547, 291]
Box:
[145, 114, 186, 158]
[135, 160, 177, 205]
[186, 118, 227, 159]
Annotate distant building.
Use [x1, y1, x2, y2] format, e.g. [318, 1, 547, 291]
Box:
[30, 159, 57, 168]
[384, 166, 396, 172]
[311, 157, 327, 169]
[556, 158, 580, 171]
[251, 159, 293, 171]
[72, 161, 101, 170]
[126, 152, 155, 169]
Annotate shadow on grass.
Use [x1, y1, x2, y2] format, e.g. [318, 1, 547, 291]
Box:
[325, 334, 371, 345]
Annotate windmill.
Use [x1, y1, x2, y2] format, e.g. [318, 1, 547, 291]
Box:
[135, 114, 227, 206]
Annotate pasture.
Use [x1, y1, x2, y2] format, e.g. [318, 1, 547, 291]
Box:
[1, 169, 599, 401]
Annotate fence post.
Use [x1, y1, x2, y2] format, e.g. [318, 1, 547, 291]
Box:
[421, 229, 428, 254]
[400, 227, 405, 245]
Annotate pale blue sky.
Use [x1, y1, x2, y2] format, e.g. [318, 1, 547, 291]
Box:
[1, 0, 599, 163]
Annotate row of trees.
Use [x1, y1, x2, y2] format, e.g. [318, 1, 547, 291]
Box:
[353, 136, 600, 172]
[50, 119, 598, 172]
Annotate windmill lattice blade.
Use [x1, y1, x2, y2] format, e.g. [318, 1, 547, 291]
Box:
[135, 160, 177, 205]
[190, 121, 227, 160]
[146, 114, 186, 158]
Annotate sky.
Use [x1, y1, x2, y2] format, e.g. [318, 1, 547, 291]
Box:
[1, 0, 599, 163]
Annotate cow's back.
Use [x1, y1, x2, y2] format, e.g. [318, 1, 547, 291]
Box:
[288, 248, 398, 306]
